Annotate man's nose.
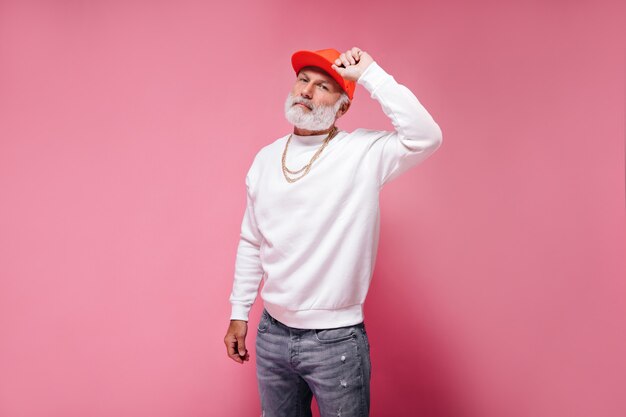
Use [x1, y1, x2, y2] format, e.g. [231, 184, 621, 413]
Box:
[300, 83, 313, 99]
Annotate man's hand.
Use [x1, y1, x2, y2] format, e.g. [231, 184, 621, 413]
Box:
[224, 320, 250, 364]
[331, 46, 374, 82]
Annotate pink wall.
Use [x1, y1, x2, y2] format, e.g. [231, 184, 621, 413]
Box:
[1, 1, 624, 416]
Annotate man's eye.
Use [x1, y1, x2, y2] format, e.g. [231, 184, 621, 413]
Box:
[319, 85, 328, 90]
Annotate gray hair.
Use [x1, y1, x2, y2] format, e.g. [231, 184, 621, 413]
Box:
[336, 92, 351, 114]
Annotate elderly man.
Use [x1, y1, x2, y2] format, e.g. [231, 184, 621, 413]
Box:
[224, 46, 442, 416]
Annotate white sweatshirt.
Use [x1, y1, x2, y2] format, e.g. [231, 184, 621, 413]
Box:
[229, 61, 443, 329]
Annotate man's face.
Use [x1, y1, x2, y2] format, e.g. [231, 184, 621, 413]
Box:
[284, 66, 350, 131]
[291, 66, 344, 108]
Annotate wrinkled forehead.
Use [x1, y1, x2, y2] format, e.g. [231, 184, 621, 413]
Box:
[297, 66, 342, 89]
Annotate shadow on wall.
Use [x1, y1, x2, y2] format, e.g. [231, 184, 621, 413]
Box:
[363, 226, 471, 417]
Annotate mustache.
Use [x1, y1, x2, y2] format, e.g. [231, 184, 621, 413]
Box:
[290, 96, 313, 110]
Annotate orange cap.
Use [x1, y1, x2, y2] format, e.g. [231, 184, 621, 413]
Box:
[291, 48, 356, 100]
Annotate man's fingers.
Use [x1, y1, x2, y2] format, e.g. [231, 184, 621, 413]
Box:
[331, 64, 345, 75]
[229, 352, 243, 364]
[224, 320, 249, 364]
[225, 338, 243, 363]
[339, 53, 351, 68]
[345, 51, 356, 65]
[226, 338, 239, 357]
[344, 48, 362, 66]
[225, 336, 234, 355]
[236, 334, 247, 356]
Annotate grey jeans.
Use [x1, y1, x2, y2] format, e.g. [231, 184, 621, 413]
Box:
[255, 308, 371, 417]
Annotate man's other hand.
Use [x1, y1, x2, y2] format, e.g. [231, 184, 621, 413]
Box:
[331, 46, 374, 82]
[224, 320, 250, 364]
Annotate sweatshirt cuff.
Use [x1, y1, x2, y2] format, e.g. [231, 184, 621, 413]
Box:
[357, 61, 393, 94]
[230, 304, 251, 322]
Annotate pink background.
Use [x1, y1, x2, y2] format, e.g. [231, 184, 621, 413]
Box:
[1, 1, 624, 416]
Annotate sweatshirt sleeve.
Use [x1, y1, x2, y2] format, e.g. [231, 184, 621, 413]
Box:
[357, 61, 443, 187]
[228, 173, 265, 321]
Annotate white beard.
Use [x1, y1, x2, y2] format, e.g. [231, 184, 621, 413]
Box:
[284, 93, 345, 131]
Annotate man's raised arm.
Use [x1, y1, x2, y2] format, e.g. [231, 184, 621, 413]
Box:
[333, 47, 443, 186]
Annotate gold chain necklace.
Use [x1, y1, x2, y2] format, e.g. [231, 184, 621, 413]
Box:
[281, 126, 339, 183]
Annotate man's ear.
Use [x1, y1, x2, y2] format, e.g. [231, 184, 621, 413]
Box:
[337, 100, 351, 118]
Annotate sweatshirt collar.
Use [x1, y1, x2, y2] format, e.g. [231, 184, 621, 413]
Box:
[290, 129, 343, 146]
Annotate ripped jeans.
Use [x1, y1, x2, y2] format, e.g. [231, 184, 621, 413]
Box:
[255, 308, 371, 417]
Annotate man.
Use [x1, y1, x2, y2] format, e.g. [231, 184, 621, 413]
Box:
[224, 46, 443, 416]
